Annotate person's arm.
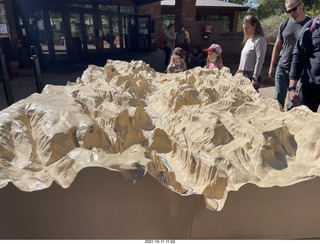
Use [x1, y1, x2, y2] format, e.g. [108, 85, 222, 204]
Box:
[288, 77, 301, 107]
[186, 31, 190, 44]
[253, 37, 267, 79]
[268, 38, 283, 79]
[288, 21, 313, 106]
[237, 41, 246, 74]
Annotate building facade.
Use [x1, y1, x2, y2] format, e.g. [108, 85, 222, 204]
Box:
[0, 0, 248, 69]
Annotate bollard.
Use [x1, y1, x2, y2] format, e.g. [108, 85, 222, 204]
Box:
[30, 46, 44, 93]
[0, 47, 14, 106]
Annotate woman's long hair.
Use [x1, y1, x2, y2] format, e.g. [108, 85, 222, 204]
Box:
[242, 15, 264, 45]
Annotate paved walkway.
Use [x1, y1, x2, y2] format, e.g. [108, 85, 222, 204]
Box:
[0, 49, 275, 111]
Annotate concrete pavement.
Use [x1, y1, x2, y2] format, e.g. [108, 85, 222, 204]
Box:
[0, 49, 276, 111]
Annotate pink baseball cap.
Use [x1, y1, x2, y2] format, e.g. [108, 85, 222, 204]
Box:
[204, 44, 222, 55]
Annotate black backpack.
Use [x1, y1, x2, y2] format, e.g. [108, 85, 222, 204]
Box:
[175, 30, 187, 46]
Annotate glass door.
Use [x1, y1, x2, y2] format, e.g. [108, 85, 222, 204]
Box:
[111, 15, 120, 49]
[129, 15, 151, 52]
[101, 14, 111, 50]
[137, 15, 151, 52]
[49, 11, 67, 61]
[101, 14, 122, 51]
[69, 13, 83, 58]
[27, 12, 47, 56]
[122, 16, 129, 49]
[84, 13, 95, 56]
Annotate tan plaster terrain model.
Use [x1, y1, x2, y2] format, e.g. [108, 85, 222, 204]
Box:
[1, 60, 320, 238]
[1, 60, 320, 209]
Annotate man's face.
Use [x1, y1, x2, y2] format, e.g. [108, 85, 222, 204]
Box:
[285, 1, 303, 19]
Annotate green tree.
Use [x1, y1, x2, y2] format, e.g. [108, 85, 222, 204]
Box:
[255, 0, 285, 19]
[260, 13, 288, 43]
[241, 0, 320, 41]
[303, 0, 320, 17]
[254, 0, 319, 19]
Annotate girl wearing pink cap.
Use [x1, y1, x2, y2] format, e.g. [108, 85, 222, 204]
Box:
[204, 44, 224, 70]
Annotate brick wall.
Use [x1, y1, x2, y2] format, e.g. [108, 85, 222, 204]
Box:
[138, 1, 162, 39]
[175, 0, 196, 36]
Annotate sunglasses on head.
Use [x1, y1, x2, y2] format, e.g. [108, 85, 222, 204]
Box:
[242, 16, 256, 24]
[286, 2, 301, 14]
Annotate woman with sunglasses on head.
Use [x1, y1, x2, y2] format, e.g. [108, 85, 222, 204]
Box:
[268, 0, 311, 109]
[237, 15, 267, 92]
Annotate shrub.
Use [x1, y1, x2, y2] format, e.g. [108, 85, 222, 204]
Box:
[260, 13, 288, 43]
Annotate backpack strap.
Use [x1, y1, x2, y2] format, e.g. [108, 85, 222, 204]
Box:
[280, 18, 289, 35]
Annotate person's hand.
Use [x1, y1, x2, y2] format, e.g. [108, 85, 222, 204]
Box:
[251, 78, 260, 91]
[288, 90, 302, 107]
[269, 66, 275, 79]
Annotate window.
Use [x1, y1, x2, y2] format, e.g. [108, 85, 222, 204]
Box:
[0, 3, 8, 36]
[66, 4, 92, 8]
[99, 5, 118, 11]
[65, 0, 92, 8]
[196, 14, 232, 32]
[120, 5, 135, 14]
[161, 14, 174, 31]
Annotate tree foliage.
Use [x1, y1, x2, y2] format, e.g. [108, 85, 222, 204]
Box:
[260, 13, 288, 43]
[253, 0, 320, 18]
[238, 0, 320, 42]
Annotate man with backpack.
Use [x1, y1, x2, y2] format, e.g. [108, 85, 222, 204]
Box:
[289, 15, 320, 112]
[174, 22, 190, 61]
[268, 0, 311, 109]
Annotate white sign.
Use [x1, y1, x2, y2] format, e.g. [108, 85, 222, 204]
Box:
[0, 24, 8, 34]
[38, 20, 44, 30]
[55, 21, 61, 30]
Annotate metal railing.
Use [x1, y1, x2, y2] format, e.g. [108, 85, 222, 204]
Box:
[30, 46, 44, 93]
[0, 47, 14, 106]
[0, 46, 45, 109]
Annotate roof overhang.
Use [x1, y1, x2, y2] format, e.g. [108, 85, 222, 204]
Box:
[161, 0, 249, 11]
[133, 0, 160, 6]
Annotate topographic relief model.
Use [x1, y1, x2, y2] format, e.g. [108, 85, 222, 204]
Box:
[0, 60, 320, 211]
